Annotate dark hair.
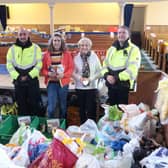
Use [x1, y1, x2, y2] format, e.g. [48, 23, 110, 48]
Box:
[118, 25, 131, 37]
[48, 32, 66, 52]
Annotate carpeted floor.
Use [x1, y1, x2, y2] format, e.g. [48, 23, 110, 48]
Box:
[140, 50, 158, 71]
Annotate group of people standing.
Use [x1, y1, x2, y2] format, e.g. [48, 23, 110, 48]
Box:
[6, 25, 141, 124]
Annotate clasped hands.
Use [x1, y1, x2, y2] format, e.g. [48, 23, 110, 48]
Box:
[80, 77, 90, 86]
[20, 75, 28, 81]
[48, 71, 64, 79]
[14, 75, 31, 85]
[106, 75, 116, 85]
[80, 77, 90, 82]
[18, 75, 31, 82]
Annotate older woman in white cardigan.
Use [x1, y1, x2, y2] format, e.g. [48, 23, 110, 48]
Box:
[73, 37, 102, 124]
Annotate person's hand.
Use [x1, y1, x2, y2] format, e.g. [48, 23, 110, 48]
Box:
[57, 73, 64, 79]
[107, 75, 116, 84]
[80, 77, 89, 82]
[80, 77, 84, 82]
[80, 77, 90, 86]
[48, 72, 57, 78]
[20, 75, 28, 81]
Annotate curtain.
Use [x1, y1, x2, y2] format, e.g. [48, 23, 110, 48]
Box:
[0, 5, 7, 30]
[124, 4, 134, 27]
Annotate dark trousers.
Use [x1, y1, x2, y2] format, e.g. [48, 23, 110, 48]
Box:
[76, 89, 97, 124]
[107, 86, 129, 105]
[14, 78, 42, 116]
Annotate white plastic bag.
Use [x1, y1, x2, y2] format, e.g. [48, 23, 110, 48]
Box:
[96, 78, 108, 103]
[97, 104, 110, 129]
[128, 112, 148, 132]
[75, 153, 101, 168]
[119, 104, 141, 118]
[103, 152, 132, 168]
[0, 148, 25, 168]
[9, 124, 31, 145]
[12, 129, 47, 167]
[80, 119, 99, 141]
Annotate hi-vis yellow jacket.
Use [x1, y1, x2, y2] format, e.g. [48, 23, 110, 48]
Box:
[6, 43, 42, 80]
[102, 41, 141, 89]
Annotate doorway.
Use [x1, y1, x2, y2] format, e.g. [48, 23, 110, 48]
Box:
[130, 6, 146, 48]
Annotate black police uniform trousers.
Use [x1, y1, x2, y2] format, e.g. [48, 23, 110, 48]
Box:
[14, 78, 42, 116]
[76, 89, 97, 124]
[107, 86, 129, 105]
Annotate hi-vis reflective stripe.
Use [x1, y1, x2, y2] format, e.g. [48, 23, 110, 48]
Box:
[107, 65, 127, 71]
[128, 61, 139, 68]
[125, 46, 134, 67]
[125, 68, 135, 80]
[105, 46, 134, 70]
[11, 44, 38, 70]
[104, 47, 114, 66]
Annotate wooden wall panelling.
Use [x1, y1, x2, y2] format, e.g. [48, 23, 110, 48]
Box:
[146, 25, 168, 34]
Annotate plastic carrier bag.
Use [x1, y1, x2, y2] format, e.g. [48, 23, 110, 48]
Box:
[1, 102, 18, 115]
[0, 148, 24, 168]
[12, 129, 47, 167]
[96, 78, 108, 103]
[29, 138, 78, 168]
[0, 115, 19, 144]
[75, 153, 101, 168]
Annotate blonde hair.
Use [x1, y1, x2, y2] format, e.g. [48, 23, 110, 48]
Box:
[78, 37, 92, 48]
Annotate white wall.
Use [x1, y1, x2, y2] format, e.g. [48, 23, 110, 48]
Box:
[146, 1, 168, 25]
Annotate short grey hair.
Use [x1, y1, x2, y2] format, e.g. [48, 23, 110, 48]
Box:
[78, 37, 92, 48]
[118, 25, 131, 37]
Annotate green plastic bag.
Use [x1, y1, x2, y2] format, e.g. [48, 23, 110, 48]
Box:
[0, 115, 19, 144]
[108, 105, 123, 121]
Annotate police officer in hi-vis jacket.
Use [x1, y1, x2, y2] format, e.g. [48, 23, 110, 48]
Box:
[102, 25, 141, 105]
[6, 28, 43, 116]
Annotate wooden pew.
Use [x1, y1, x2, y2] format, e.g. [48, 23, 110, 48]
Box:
[0, 46, 10, 64]
[66, 33, 115, 50]
[144, 29, 152, 52]
[147, 33, 168, 65]
[129, 70, 167, 107]
[157, 40, 165, 69]
[0, 32, 114, 64]
[161, 42, 168, 73]
[154, 39, 168, 71]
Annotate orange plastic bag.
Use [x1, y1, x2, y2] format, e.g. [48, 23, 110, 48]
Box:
[28, 138, 78, 168]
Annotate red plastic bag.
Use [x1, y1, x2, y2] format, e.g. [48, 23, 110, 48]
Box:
[28, 138, 78, 168]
